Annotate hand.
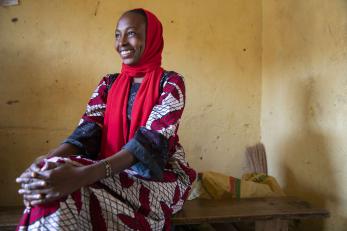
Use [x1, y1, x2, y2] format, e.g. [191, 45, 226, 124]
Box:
[18, 155, 46, 179]
[17, 155, 50, 206]
[17, 160, 61, 206]
[17, 162, 87, 206]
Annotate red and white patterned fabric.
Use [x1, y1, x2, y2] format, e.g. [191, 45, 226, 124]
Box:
[17, 73, 196, 231]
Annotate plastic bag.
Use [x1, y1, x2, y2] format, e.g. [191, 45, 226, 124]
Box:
[188, 171, 285, 200]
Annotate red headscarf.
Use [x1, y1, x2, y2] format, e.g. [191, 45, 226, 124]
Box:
[100, 9, 164, 159]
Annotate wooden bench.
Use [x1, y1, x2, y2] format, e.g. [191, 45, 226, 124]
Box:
[0, 206, 22, 231]
[172, 197, 329, 231]
[0, 197, 329, 231]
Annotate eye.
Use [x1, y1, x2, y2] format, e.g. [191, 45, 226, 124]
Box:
[115, 32, 121, 40]
[127, 31, 136, 37]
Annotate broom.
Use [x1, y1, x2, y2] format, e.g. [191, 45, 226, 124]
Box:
[245, 143, 268, 175]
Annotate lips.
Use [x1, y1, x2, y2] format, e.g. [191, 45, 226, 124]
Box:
[119, 49, 134, 59]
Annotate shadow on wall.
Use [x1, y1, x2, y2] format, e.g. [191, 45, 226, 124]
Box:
[0, 42, 91, 206]
[262, 0, 347, 229]
[278, 78, 337, 231]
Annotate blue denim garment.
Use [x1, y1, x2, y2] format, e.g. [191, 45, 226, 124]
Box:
[63, 122, 102, 159]
[123, 128, 168, 180]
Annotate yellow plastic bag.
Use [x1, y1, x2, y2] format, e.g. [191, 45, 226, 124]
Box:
[188, 171, 285, 200]
[241, 173, 285, 198]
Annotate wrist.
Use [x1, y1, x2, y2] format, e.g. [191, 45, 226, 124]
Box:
[80, 162, 105, 186]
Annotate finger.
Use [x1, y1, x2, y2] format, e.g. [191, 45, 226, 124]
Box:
[30, 199, 45, 206]
[23, 193, 45, 201]
[19, 171, 33, 179]
[19, 169, 41, 179]
[31, 157, 47, 172]
[17, 177, 44, 186]
[31, 171, 39, 178]
[20, 180, 48, 191]
[30, 192, 60, 206]
[19, 169, 31, 178]
[30, 163, 41, 172]
[18, 188, 30, 194]
[44, 192, 60, 200]
[28, 162, 67, 181]
[19, 187, 52, 196]
[16, 177, 32, 184]
[31, 169, 54, 181]
[41, 161, 58, 171]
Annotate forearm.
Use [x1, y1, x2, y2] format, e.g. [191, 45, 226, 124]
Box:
[81, 149, 136, 186]
[46, 143, 80, 158]
[22, 143, 79, 174]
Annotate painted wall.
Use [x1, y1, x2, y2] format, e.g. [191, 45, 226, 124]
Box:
[0, 0, 262, 206]
[262, 0, 347, 230]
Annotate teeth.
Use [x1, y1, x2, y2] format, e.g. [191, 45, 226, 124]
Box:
[120, 50, 131, 56]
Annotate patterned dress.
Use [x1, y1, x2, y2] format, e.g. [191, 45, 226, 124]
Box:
[17, 71, 196, 231]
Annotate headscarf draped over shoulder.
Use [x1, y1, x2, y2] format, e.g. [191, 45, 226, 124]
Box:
[100, 9, 164, 159]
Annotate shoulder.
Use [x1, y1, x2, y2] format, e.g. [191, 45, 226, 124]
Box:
[162, 71, 184, 82]
[161, 71, 185, 89]
[98, 73, 119, 90]
[159, 71, 186, 100]
[104, 73, 119, 83]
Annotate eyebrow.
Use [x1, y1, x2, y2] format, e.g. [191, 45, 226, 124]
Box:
[115, 26, 137, 32]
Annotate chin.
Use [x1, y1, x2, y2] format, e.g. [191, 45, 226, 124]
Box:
[123, 60, 139, 66]
[121, 58, 133, 65]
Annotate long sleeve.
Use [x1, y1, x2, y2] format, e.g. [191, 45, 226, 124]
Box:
[123, 72, 186, 179]
[63, 74, 117, 159]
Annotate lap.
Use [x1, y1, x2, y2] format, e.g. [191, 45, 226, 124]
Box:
[17, 160, 190, 231]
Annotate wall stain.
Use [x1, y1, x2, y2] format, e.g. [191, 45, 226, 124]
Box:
[6, 100, 19, 105]
[203, 104, 213, 112]
[94, 1, 100, 16]
[11, 17, 18, 23]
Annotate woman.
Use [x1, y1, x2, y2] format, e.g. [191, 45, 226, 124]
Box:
[16, 8, 196, 231]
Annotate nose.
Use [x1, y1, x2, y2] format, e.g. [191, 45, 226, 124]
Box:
[118, 34, 128, 46]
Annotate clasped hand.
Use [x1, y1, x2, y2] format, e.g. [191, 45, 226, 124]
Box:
[16, 158, 85, 206]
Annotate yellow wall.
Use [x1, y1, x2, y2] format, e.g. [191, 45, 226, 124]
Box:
[0, 0, 262, 206]
[2, 1, 347, 230]
[262, 0, 347, 230]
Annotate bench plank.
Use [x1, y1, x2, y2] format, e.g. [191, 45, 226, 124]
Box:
[172, 197, 329, 225]
[0, 206, 23, 228]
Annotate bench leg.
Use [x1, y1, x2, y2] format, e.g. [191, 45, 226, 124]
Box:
[255, 219, 288, 231]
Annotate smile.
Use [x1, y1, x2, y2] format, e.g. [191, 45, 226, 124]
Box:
[120, 50, 131, 55]
[120, 49, 134, 57]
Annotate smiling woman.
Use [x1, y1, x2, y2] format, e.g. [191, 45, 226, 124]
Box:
[115, 10, 147, 65]
[15, 8, 196, 231]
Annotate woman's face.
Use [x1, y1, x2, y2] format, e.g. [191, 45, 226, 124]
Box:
[115, 13, 146, 66]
